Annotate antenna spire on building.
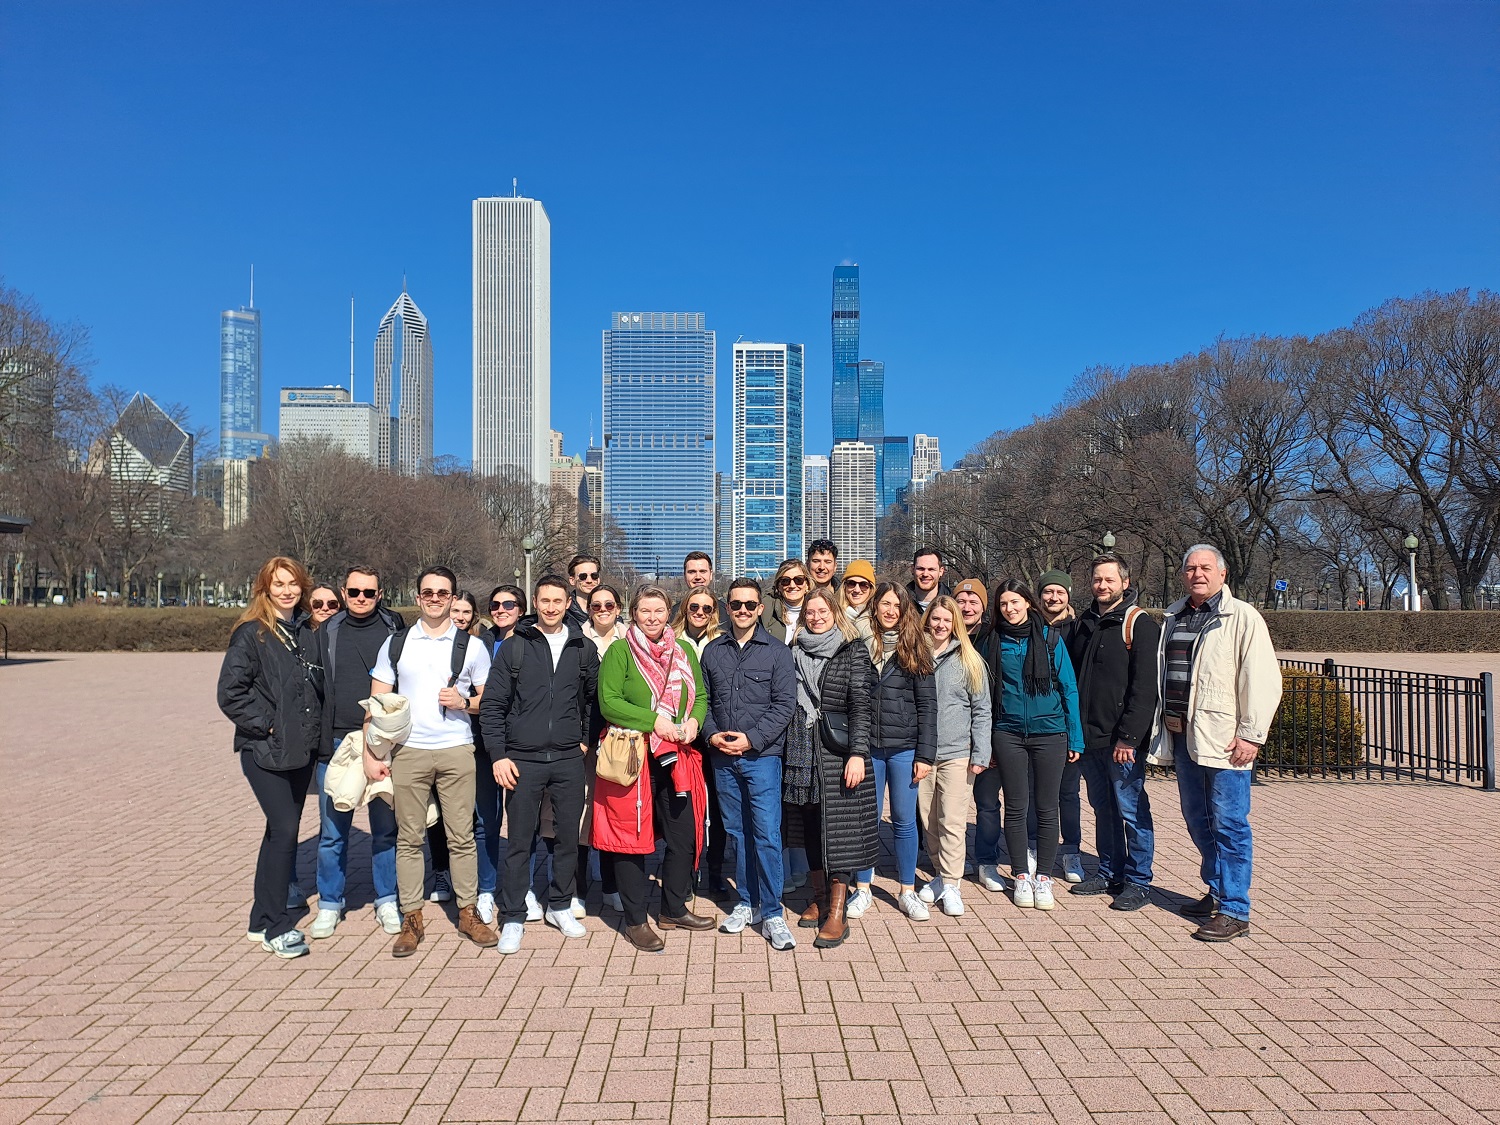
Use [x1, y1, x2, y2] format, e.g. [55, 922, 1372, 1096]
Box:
[513, 177, 518, 197]
[349, 295, 356, 396]
[249, 264, 255, 308]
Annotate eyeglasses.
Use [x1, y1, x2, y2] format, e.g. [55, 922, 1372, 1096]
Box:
[490, 599, 519, 612]
[575, 570, 599, 581]
[310, 599, 340, 610]
[843, 579, 871, 591]
[687, 602, 714, 615]
[590, 600, 617, 611]
[728, 599, 760, 612]
[779, 576, 807, 587]
[345, 587, 378, 599]
[419, 588, 454, 600]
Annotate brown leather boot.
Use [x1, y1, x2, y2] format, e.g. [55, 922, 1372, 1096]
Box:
[457, 905, 499, 947]
[814, 879, 848, 948]
[623, 922, 665, 952]
[392, 909, 424, 958]
[798, 870, 827, 928]
[658, 909, 715, 931]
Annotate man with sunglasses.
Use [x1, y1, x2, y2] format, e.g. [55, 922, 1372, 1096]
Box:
[311, 565, 406, 940]
[366, 566, 498, 957]
[566, 555, 601, 628]
[698, 578, 798, 951]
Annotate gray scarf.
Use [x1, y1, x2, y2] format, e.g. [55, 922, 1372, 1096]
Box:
[876, 628, 900, 672]
[793, 626, 845, 721]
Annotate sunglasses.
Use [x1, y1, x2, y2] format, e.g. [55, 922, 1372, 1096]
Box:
[590, 600, 617, 611]
[345, 587, 378, 599]
[575, 571, 599, 581]
[779, 576, 807, 587]
[687, 602, 714, 615]
[843, 579, 871, 590]
[310, 599, 340, 610]
[419, 588, 453, 600]
[728, 599, 760, 612]
[490, 599, 519, 612]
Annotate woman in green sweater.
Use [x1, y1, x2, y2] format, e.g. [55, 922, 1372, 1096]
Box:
[593, 584, 712, 952]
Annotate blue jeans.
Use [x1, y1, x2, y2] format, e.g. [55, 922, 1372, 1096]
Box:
[314, 759, 398, 912]
[972, 765, 1003, 865]
[856, 747, 918, 886]
[1079, 748, 1155, 887]
[473, 749, 503, 895]
[715, 754, 785, 919]
[1174, 740, 1252, 920]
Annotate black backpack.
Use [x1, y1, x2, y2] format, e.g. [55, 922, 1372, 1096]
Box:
[387, 626, 472, 693]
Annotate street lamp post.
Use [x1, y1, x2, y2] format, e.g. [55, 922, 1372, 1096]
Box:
[156, 572, 164, 609]
[521, 535, 537, 598]
[1101, 530, 1116, 552]
[1404, 533, 1421, 611]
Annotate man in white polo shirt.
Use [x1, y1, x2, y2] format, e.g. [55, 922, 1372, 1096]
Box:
[365, 565, 497, 957]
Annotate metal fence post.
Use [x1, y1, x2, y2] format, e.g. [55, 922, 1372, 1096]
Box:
[1483, 672, 1496, 793]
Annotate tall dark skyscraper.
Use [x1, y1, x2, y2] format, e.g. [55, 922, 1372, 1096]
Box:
[831, 264, 860, 443]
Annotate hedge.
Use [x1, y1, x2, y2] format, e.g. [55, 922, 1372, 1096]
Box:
[1261, 668, 1365, 771]
[1262, 610, 1500, 652]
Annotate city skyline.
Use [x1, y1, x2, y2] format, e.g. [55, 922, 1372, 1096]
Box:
[731, 341, 804, 579]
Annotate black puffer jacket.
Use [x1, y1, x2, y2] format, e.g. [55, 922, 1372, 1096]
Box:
[1063, 589, 1162, 752]
[478, 621, 600, 763]
[870, 654, 938, 762]
[816, 639, 876, 761]
[218, 616, 325, 770]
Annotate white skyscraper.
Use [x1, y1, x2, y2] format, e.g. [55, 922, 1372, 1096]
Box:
[732, 341, 804, 579]
[473, 194, 551, 482]
[803, 454, 829, 542]
[373, 287, 433, 474]
[912, 433, 942, 485]
[279, 387, 380, 465]
[829, 440, 877, 563]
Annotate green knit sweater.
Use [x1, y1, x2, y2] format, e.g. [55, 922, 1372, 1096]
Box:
[597, 637, 708, 732]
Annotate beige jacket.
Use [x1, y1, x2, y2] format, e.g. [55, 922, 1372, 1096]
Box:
[1147, 586, 1282, 771]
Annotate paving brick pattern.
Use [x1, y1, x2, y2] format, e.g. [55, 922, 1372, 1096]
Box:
[3, 652, 1499, 1124]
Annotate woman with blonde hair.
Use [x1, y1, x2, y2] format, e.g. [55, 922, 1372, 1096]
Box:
[670, 588, 722, 658]
[217, 556, 325, 958]
[765, 557, 811, 643]
[917, 595, 992, 916]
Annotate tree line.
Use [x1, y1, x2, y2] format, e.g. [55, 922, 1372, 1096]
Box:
[884, 288, 1500, 610]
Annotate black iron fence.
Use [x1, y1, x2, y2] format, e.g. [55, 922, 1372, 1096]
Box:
[1275, 659, 1496, 789]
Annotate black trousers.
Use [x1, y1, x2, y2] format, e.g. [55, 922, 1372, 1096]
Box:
[240, 751, 314, 940]
[608, 757, 698, 926]
[702, 751, 728, 875]
[500, 753, 585, 924]
[790, 802, 823, 872]
[994, 729, 1068, 879]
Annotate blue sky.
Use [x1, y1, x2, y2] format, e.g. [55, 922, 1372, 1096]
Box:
[3, 2, 1497, 470]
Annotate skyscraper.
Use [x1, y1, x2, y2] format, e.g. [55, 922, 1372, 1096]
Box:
[732, 342, 804, 579]
[373, 287, 433, 474]
[851, 358, 887, 503]
[279, 387, 379, 464]
[716, 472, 735, 574]
[473, 194, 550, 481]
[803, 454, 829, 542]
[829, 440, 876, 563]
[881, 435, 911, 510]
[602, 312, 715, 576]
[911, 433, 942, 484]
[220, 299, 265, 461]
[831, 264, 860, 444]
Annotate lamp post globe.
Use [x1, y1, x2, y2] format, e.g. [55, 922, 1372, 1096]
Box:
[1101, 531, 1116, 550]
[1404, 533, 1421, 611]
[520, 535, 537, 598]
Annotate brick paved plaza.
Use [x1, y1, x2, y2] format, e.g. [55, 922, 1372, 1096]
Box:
[4, 653, 1500, 1124]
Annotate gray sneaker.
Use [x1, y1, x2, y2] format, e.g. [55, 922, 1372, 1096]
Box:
[897, 890, 930, 921]
[308, 908, 341, 939]
[1059, 852, 1085, 884]
[762, 915, 796, 951]
[720, 904, 753, 933]
[261, 930, 310, 959]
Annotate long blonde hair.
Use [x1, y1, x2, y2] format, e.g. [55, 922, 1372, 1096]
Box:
[235, 556, 312, 639]
[792, 586, 855, 643]
[925, 595, 987, 694]
[670, 587, 723, 642]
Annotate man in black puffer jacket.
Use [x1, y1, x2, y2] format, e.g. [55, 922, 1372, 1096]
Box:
[1063, 553, 1161, 911]
[479, 574, 600, 953]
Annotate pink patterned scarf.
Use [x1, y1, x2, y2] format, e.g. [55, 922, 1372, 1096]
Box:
[626, 624, 694, 750]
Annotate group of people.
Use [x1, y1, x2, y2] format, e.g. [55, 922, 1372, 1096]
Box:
[218, 537, 1282, 962]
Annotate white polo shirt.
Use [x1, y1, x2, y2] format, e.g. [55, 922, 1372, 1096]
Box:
[372, 621, 492, 750]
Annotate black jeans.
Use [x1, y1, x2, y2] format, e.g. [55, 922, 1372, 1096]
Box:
[702, 746, 727, 875]
[607, 757, 699, 926]
[789, 802, 823, 873]
[240, 751, 314, 940]
[993, 730, 1068, 879]
[500, 752, 586, 924]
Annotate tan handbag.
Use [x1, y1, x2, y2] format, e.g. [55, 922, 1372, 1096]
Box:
[596, 726, 646, 787]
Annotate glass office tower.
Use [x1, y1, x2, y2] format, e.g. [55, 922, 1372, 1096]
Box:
[602, 312, 715, 576]
[220, 306, 265, 460]
[881, 435, 911, 510]
[732, 342, 804, 579]
[831, 265, 860, 444]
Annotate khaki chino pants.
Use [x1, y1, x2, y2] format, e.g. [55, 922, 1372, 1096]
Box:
[392, 743, 477, 914]
[918, 758, 975, 883]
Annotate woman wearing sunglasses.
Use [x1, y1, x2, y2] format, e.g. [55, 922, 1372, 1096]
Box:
[307, 585, 341, 628]
[584, 584, 627, 656]
[669, 590, 727, 891]
[764, 558, 811, 644]
[472, 584, 528, 924]
[836, 559, 878, 652]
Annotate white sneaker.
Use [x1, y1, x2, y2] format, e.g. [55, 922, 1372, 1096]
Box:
[602, 892, 624, 913]
[978, 864, 1006, 892]
[897, 891, 930, 921]
[1034, 875, 1055, 911]
[475, 893, 496, 926]
[844, 888, 874, 918]
[1060, 852, 1085, 884]
[375, 902, 402, 934]
[940, 885, 965, 916]
[430, 871, 453, 902]
[720, 904, 754, 933]
[570, 896, 586, 920]
[498, 922, 524, 954]
[545, 908, 587, 938]
[1012, 873, 1035, 908]
[261, 930, 310, 959]
[918, 877, 945, 904]
[1027, 848, 1037, 876]
[525, 890, 543, 922]
[246, 929, 264, 943]
[762, 915, 796, 950]
[309, 908, 341, 939]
